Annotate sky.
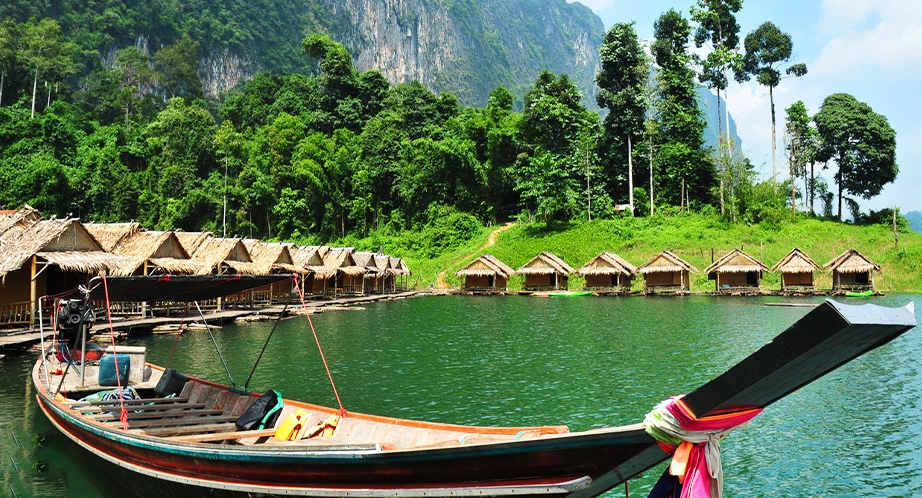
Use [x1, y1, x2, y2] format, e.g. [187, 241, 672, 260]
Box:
[570, 0, 922, 214]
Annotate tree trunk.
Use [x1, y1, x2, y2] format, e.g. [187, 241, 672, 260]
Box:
[809, 161, 815, 214]
[717, 88, 724, 215]
[649, 145, 654, 216]
[770, 85, 777, 188]
[837, 174, 843, 222]
[31, 69, 38, 118]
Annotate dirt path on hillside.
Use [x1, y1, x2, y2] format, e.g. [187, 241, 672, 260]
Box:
[436, 222, 514, 288]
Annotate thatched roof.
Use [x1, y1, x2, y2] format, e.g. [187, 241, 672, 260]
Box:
[290, 246, 334, 278]
[637, 250, 698, 274]
[577, 251, 637, 276]
[824, 249, 881, 274]
[83, 222, 142, 252]
[516, 251, 574, 275]
[109, 230, 199, 276]
[771, 248, 820, 274]
[0, 219, 129, 278]
[323, 248, 365, 276]
[174, 231, 214, 257]
[191, 237, 261, 275]
[243, 240, 302, 274]
[705, 249, 770, 275]
[391, 257, 411, 276]
[353, 251, 383, 275]
[374, 254, 392, 273]
[0, 204, 42, 240]
[456, 254, 514, 278]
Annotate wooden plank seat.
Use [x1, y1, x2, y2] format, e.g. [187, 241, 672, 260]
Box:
[75, 403, 207, 413]
[69, 396, 191, 406]
[138, 423, 239, 437]
[111, 414, 241, 430]
[93, 408, 226, 422]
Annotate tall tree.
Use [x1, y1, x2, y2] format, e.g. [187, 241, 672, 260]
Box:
[784, 100, 817, 214]
[813, 93, 897, 221]
[650, 9, 715, 208]
[737, 22, 807, 185]
[153, 34, 202, 99]
[18, 18, 76, 118]
[0, 19, 17, 107]
[595, 22, 648, 210]
[691, 0, 743, 214]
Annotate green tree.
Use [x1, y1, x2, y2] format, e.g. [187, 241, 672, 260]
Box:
[784, 100, 817, 215]
[153, 34, 202, 99]
[737, 22, 807, 184]
[813, 93, 897, 221]
[650, 9, 715, 208]
[595, 23, 648, 209]
[18, 18, 76, 118]
[0, 19, 17, 107]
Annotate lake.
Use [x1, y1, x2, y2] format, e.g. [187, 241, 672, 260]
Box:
[2, 294, 921, 497]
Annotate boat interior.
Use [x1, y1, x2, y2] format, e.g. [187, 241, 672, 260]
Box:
[41, 349, 569, 451]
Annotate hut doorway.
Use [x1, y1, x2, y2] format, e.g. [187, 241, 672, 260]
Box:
[746, 272, 759, 286]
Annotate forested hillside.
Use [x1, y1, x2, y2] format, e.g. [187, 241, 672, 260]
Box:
[0, 0, 601, 107]
[0, 2, 902, 263]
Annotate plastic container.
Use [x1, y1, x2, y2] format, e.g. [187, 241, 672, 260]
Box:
[98, 354, 130, 386]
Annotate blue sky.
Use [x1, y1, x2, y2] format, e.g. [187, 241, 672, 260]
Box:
[570, 0, 922, 214]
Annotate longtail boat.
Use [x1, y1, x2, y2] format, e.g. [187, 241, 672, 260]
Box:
[32, 275, 916, 498]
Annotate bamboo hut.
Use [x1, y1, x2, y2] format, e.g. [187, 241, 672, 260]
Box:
[290, 246, 334, 296]
[824, 249, 881, 291]
[373, 254, 394, 293]
[636, 250, 697, 293]
[771, 248, 820, 290]
[189, 237, 262, 308]
[353, 251, 383, 295]
[391, 257, 411, 291]
[455, 254, 514, 292]
[174, 231, 214, 258]
[517, 252, 574, 291]
[0, 218, 129, 328]
[83, 222, 142, 252]
[244, 240, 300, 303]
[705, 249, 769, 293]
[322, 248, 365, 297]
[0, 204, 42, 241]
[577, 252, 636, 293]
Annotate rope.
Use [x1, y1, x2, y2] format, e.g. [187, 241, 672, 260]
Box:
[294, 275, 347, 418]
[101, 275, 130, 432]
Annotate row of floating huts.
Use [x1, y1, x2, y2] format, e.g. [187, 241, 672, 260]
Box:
[0, 205, 411, 329]
[455, 248, 881, 295]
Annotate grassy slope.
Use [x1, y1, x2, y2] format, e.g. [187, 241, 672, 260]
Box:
[404, 214, 922, 293]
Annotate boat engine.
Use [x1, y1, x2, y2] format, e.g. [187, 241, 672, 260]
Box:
[56, 300, 101, 362]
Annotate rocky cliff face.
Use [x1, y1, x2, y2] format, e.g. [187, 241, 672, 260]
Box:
[191, 0, 604, 107]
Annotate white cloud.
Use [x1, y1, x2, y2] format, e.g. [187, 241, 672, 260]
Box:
[813, 0, 922, 76]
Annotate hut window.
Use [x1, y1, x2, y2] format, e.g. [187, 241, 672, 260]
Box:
[855, 272, 869, 284]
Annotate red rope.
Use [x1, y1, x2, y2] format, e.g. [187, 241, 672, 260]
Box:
[101, 275, 130, 431]
[294, 275, 347, 418]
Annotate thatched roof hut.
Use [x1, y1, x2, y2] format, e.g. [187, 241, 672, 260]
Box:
[456, 254, 514, 292]
[0, 204, 42, 241]
[390, 257, 411, 276]
[323, 248, 366, 295]
[191, 237, 261, 275]
[577, 252, 636, 292]
[636, 250, 697, 292]
[824, 249, 881, 290]
[771, 248, 820, 290]
[83, 222, 142, 252]
[0, 218, 129, 328]
[290, 246, 334, 278]
[705, 249, 769, 292]
[517, 252, 574, 290]
[243, 240, 302, 274]
[109, 230, 200, 276]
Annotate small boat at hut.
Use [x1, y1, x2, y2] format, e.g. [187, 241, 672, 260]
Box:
[32, 274, 916, 498]
[548, 290, 593, 297]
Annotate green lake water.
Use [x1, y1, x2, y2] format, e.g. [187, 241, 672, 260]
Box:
[2, 294, 921, 497]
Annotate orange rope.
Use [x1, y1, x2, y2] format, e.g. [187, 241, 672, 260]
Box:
[101, 275, 130, 431]
[294, 275, 348, 418]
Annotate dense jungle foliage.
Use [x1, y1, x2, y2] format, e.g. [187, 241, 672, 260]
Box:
[0, 4, 903, 268]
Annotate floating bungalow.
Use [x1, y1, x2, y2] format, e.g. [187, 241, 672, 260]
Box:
[771, 248, 820, 291]
[244, 240, 301, 303]
[353, 251, 383, 295]
[636, 250, 696, 293]
[83, 222, 142, 252]
[322, 248, 365, 297]
[824, 249, 881, 291]
[188, 237, 262, 308]
[0, 217, 128, 328]
[290, 246, 334, 296]
[705, 249, 770, 294]
[516, 252, 573, 291]
[456, 254, 515, 293]
[390, 257, 411, 292]
[577, 251, 636, 293]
